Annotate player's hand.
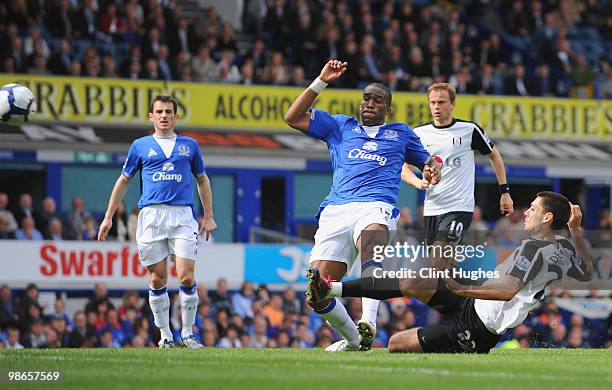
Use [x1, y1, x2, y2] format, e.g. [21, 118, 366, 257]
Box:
[567, 203, 582, 232]
[97, 217, 112, 241]
[500, 193, 514, 215]
[422, 164, 440, 186]
[319, 59, 348, 83]
[199, 216, 217, 241]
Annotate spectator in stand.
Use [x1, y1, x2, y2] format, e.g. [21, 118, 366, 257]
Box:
[263, 294, 284, 330]
[505, 0, 531, 37]
[469, 64, 495, 95]
[101, 54, 119, 78]
[85, 283, 114, 315]
[192, 46, 218, 83]
[49, 298, 73, 330]
[232, 282, 255, 321]
[142, 27, 163, 61]
[0, 193, 17, 233]
[38, 197, 61, 236]
[0, 215, 16, 239]
[5, 326, 24, 349]
[67, 196, 92, 239]
[0, 285, 18, 329]
[282, 287, 300, 315]
[46, 0, 74, 39]
[99, 329, 119, 348]
[118, 290, 141, 321]
[23, 318, 46, 348]
[13, 193, 40, 229]
[16, 216, 43, 241]
[100, 3, 126, 42]
[240, 61, 255, 85]
[72, 0, 100, 41]
[218, 325, 241, 348]
[261, 51, 288, 85]
[209, 278, 232, 315]
[24, 26, 50, 60]
[505, 64, 530, 96]
[50, 317, 69, 347]
[81, 216, 98, 241]
[571, 54, 595, 98]
[108, 201, 128, 242]
[97, 308, 131, 347]
[530, 64, 555, 97]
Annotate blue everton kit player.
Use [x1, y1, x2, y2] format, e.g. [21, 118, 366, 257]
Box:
[98, 95, 217, 349]
[285, 59, 441, 352]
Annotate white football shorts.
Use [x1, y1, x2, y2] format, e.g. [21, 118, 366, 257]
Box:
[309, 201, 398, 270]
[136, 205, 198, 266]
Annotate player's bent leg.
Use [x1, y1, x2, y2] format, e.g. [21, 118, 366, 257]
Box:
[388, 328, 423, 353]
[175, 256, 203, 349]
[147, 259, 174, 348]
[309, 260, 361, 351]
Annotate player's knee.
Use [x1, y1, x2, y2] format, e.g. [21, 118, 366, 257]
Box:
[178, 274, 194, 287]
[388, 334, 406, 353]
[149, 274, 167, 289]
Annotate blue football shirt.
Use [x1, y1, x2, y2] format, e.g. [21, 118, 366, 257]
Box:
[307, 109, 431, 215]
[122, 135, 206, 209]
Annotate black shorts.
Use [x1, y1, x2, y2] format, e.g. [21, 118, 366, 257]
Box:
[424, 211, 473, 245]
[417, 280, 501, 354]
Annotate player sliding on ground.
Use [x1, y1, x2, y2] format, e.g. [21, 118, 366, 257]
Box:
[307, 192, 592, 353]
[98, 95, 217, 349]
[284, 59, 441, 351]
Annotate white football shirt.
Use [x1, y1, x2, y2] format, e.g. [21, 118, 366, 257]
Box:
[413, 119, 494, 216]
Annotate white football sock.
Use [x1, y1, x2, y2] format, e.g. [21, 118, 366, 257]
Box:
[330, 282, 342, 297]
[149, 286, 173, 341]
[360, 260, 381, 326]
[361, 298, 379, 326]
[179, 285, 198, 339]
[316, 298, 359, 348]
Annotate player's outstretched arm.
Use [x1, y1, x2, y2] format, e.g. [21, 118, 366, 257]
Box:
[284, 59, 348, 133]
[98, 175, 130, 241]
[196, 174, 217, 241]
[488, 146, 514, 215]
[567, 204, 593, 282]
[444, 274, 522, 301]
[401, 163, 430, 189]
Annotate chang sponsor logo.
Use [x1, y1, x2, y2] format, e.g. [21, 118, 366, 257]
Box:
[348, 141, 387, 166]
[152, 161, 183, 182]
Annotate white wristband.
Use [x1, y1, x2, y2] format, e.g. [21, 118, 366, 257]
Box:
[308, 77, 328, 94]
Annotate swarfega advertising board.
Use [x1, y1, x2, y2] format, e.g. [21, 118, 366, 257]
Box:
[1, 241, 244, 289]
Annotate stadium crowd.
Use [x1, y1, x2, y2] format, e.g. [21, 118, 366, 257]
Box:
[2, 192, 612, 249]
[0, 280, 610, 350]
[0, 0, 611, 98]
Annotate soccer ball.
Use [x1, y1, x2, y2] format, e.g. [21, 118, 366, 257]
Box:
[0, 83, 37, 126]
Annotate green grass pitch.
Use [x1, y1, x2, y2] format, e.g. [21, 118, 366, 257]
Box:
[1, 348, 610, 389]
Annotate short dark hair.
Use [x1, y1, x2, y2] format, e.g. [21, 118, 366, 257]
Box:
[365, 83, 392, 106]
[537, 191, 571, 230]
[149, 95, 178, 114]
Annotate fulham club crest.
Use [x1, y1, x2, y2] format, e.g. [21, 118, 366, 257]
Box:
[452, 136, 462, 148]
